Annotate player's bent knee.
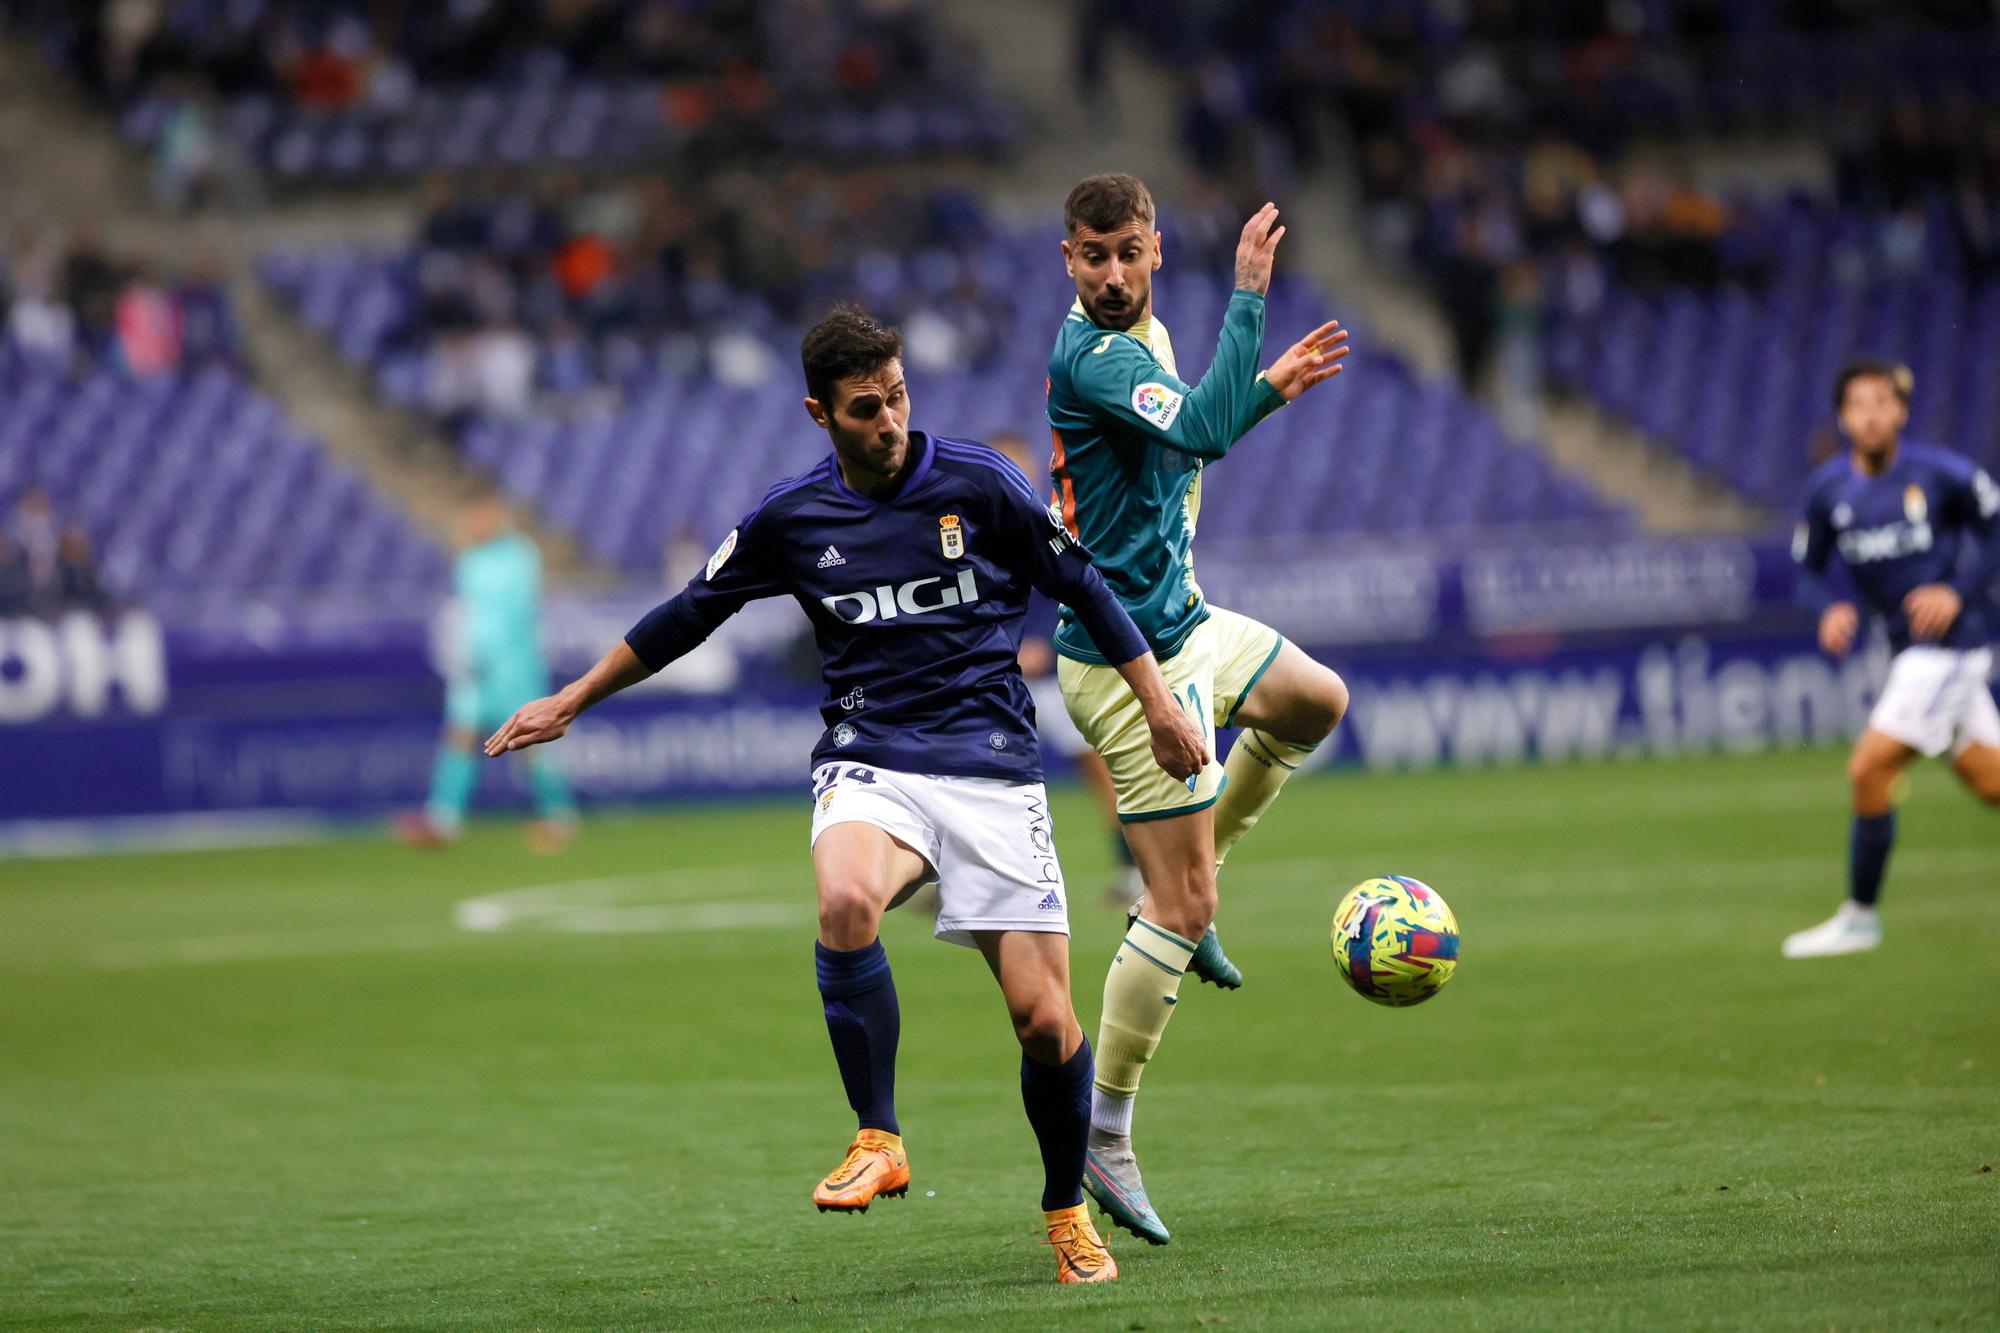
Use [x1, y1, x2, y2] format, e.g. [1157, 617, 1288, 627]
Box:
[817, 880, 885, 946]
[1316, 669, 1350, 736]
[1276, 661, 1347, 745]
[1847, 751, 1893, 800]
[1009, 996, 1073, 1059]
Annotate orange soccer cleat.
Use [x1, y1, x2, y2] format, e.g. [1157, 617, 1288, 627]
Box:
[811, 1129, 910, 1213]
[1044, 1203, 1119, 1284]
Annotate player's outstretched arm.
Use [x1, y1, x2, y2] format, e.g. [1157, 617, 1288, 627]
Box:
[485, 642, 651, 755]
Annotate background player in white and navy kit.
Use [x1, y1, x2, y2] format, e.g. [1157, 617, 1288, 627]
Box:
[483, 307, 1206, 1284]
[1786, 361, 2000, 958]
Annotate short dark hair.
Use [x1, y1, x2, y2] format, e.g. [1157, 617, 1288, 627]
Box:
[1833, 359, 1913, 411]
[1064, 173, 1156, 236]
[801, 304, 903, 409]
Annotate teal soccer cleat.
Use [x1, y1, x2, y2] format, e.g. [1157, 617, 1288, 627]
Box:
[1083, 1136, 1171, 1246]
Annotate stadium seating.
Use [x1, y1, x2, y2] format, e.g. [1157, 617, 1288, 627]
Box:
[1546, 200, 2000, 513]
[0, 345, 446, 607]
[12, 0, 1019, 182]
[264, 229, 1625, 577]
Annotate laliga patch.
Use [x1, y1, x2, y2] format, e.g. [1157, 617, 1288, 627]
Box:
[939, 513, 964, 559]
[1131, 381, 1184, 431]
[1903, 485, 1928, 525]
[705, 528, 738, 581]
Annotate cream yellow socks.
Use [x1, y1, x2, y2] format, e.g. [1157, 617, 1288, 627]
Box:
[1090, 917, 1198, 1134]
[1212, 729, 1317, 868]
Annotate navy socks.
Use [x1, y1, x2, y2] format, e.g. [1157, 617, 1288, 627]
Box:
[1021, 1037, 1094, 1211]
[1849, 811, 1896, 907]
[815, 940, 900, 1135]
[817, 937, 1091, 1211]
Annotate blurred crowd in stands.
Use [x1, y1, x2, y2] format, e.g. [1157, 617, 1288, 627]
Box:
[9, 0, 996, 203]
[2, 228, 242, 378]
[344, 162, 1083, 425]
[0, 485, 108, 618]
[24, 0, 936, 105]
[1114, 0, 2000, 386]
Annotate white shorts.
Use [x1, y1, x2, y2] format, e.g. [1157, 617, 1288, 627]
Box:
[1868, 646, 2000, 758]
[808, 762, 1069, 948]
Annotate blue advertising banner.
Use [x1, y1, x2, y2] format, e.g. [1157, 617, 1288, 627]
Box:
[2, 537, 1988, 829]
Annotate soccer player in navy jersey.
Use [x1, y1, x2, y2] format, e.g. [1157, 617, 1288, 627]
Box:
[1785, 361, 2000, 959]
[484, 306, 1207, 1283]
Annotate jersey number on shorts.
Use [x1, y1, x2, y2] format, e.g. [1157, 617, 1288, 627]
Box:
[813, 765, 877, 803]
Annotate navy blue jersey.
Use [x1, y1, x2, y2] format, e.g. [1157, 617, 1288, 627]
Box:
[625, 432, 1149, 782]
[1793, 442, 2000, 652]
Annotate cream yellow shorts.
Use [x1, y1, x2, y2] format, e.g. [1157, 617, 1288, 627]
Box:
[1058, 605, 1284, 823]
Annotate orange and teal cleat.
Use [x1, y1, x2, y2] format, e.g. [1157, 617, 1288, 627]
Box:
[1044, 1203, 1118, 1283]
[812, 1129, 910, 1213]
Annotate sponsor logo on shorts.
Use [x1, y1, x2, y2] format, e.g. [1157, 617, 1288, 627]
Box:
[1025, 794, 1060, 890]
[1036, 889, 1062, 911]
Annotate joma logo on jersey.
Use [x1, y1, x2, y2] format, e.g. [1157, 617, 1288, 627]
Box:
[821, 569, 982, 624]
[1838, 520, 1933, 563]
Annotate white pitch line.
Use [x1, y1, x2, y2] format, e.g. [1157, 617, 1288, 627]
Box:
[87, 865, 809, 970]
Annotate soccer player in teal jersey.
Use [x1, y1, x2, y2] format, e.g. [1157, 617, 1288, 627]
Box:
[395, 492, 577, 852]
[1047, 174, 1353, 1245]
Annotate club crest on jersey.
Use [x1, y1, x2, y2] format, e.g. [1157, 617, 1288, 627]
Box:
[705, 528, 738, 580]
[1903, 485, 1928, 525]
[1132, 381, 1184, 430]
[939, 513, 964, 559]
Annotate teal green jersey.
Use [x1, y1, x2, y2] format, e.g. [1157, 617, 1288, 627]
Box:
[455, 531, 547, 683]
[1046, 290, 1286, 662]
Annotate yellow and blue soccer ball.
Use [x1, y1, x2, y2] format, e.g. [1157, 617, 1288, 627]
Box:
[1331, 876, 1459, 1007]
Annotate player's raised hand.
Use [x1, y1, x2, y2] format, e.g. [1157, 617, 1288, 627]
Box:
[1143, 701, 1210, 783]
[1232, 202, 1284, 296]
[1817, 602, 1858, 658]
[1902, 584, 1961, 641]
[484, 694, 577, 756]
[1263, 319, 1349, 402]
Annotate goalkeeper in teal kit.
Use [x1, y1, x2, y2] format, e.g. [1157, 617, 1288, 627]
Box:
[1048, 174, 1353, 1244]
[396, 492, 577, 852]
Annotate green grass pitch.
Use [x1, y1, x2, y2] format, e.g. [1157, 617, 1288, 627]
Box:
[2, 748, 1996, 1329]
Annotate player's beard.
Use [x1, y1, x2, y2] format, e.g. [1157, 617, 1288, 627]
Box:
[836, 427, 910, 483]
[1088, 287, 1147, 331]
[1853, 432, 1898, 473]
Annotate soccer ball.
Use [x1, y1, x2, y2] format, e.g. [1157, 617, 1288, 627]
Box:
[1331, 876, 1459, 1007]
